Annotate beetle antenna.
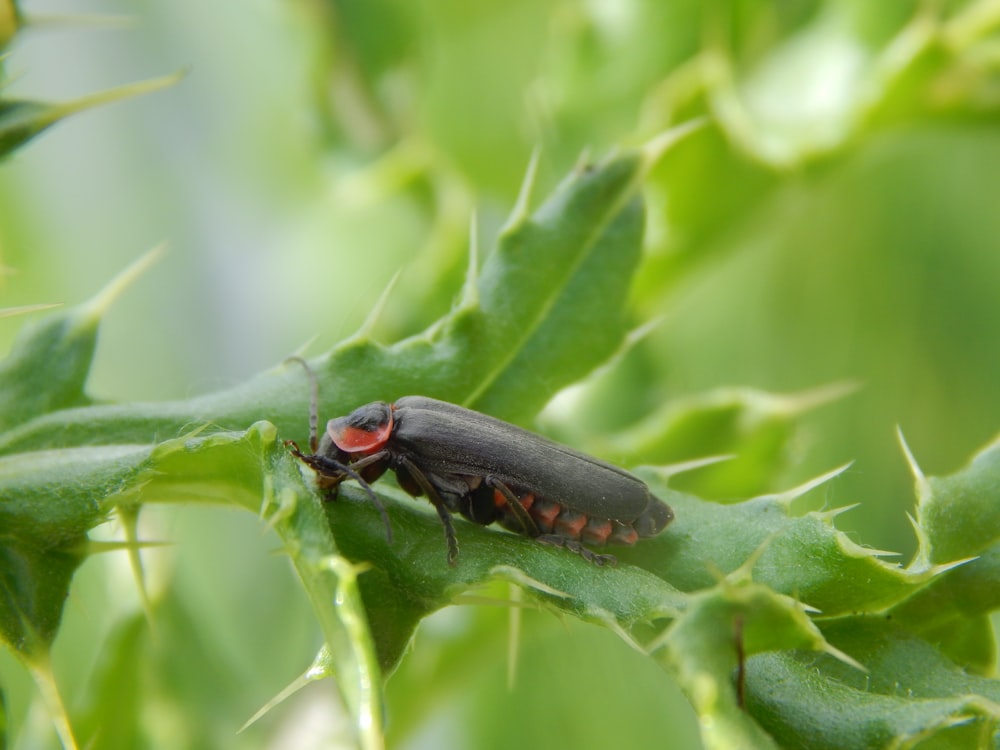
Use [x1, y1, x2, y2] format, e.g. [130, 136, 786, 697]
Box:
[286, 356, 320, 453]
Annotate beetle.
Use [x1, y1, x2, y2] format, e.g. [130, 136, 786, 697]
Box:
[285, 359, 674, 566]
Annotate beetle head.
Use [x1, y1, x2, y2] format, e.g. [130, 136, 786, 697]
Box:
[327, 401, 394, 455]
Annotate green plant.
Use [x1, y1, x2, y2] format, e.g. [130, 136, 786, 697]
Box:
[2, 1, 999, 749]
[1, 140, 998, 748]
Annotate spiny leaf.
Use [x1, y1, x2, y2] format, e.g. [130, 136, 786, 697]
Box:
[315, 482, 684, 672]
[746, 617, 1000, 750]
[912, 433, 1000, 565]
[0, 444, 148, 658]
[652, 575, 849, 750]
[617, 468, 957, 616]
[0, 246, 162, 433]
[889, 434, 1000, 672]
[0, 311, 98, 432]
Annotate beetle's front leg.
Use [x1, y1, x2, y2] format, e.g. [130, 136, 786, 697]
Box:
[285, 444, 394, 543]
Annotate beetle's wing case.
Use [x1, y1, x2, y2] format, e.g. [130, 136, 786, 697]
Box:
[392, 396, 662, 525]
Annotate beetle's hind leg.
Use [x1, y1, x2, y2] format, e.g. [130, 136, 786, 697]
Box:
[485, 477, 539, 537]
[535, 535, 618, 567]
[483, 478, 615, 567]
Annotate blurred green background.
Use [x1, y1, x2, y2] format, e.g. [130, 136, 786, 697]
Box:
[1, 0, 999, 747]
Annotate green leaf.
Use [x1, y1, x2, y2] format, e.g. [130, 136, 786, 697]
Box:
[617, 467, 955, 617]
[317, 482, 684, 672]
[0, 307, 98, 432]
[0, 248, 162, 433]
[913, 434, 1000, 566]
[0, 445, 149, 658]
[654, 573, 856, 750]
[889, 435, 1000, 672]
[747, 618, 1000, 750]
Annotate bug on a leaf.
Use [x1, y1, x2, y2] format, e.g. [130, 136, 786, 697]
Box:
[285, 358, 673, 566]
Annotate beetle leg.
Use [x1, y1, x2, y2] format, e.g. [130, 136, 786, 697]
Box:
[398, 456, 460, 566]
[337, 450, 389, 474]
[535, 534, 618, 567]
[485, 477, 539, 537]
[286, 443, 394, 544]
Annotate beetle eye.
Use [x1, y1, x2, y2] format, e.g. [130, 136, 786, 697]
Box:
[328, 402, 393, 454]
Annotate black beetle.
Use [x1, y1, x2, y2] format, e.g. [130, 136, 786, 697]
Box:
[285, 359, 674, 566]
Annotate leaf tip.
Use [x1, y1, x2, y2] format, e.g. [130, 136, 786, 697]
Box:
[458, 211, 481, 309]
[819, 502, 861, 521]
[777, 379, 862, 416]
[929, 556, 978, 577]
[654, 454, 736, 481]
[897, 426, 932, 501]
[490, 565, 571, 600]
[728, 534, 777, 582]
[239, 656, 327, 734]
[52, 68, 187, 123]
[768, 462, 853, 507]
[0, 301, 63, 320]
[116, 505, 161, 642]
[24, 655, 80, 750]
[641, 117, 709, 168]
[823, 643, 867, 674]
[834, 531, 900, 562]
[504, 146, 541, 230]
[83, 243, 166, 323]
[354, 269, 401, 340]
